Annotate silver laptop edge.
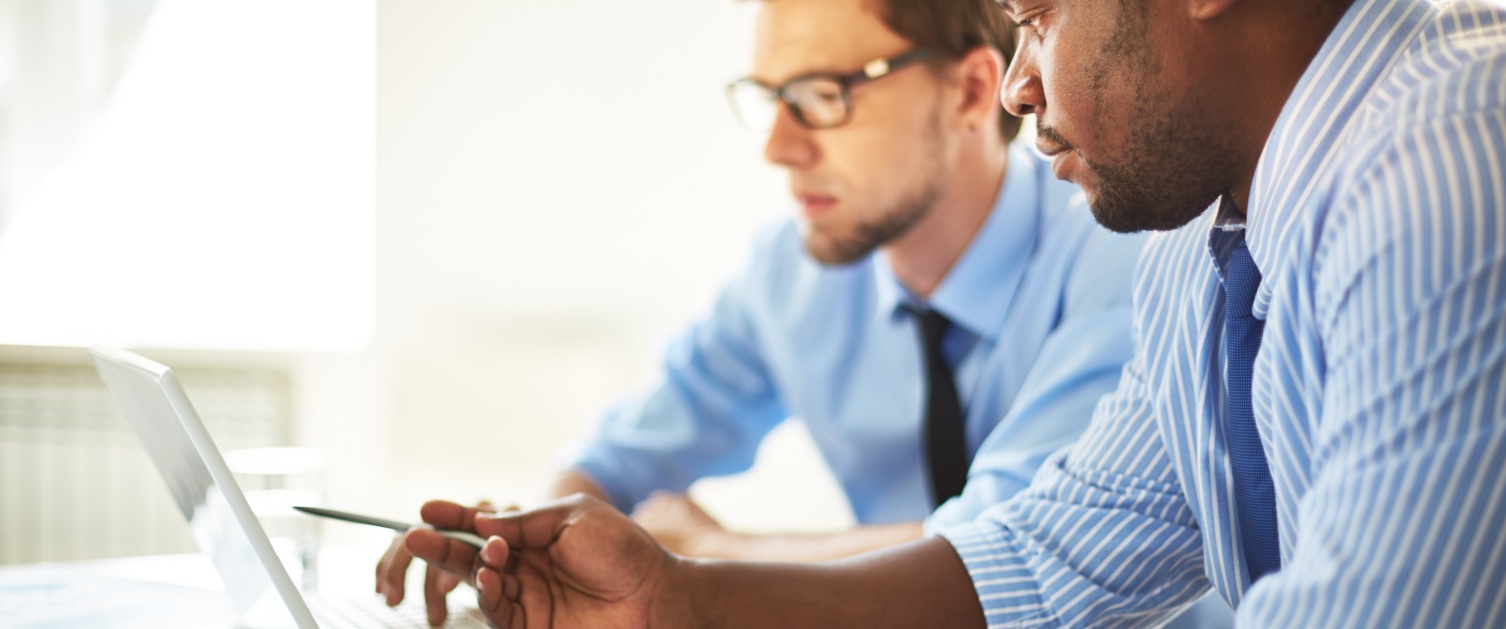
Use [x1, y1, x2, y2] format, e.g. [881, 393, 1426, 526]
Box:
[91, 344, 318, 629]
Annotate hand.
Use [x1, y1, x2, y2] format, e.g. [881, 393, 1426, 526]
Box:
[630, 492, 728, 557]
[407, 495, 688, 629]
[374, 500, 505, 626]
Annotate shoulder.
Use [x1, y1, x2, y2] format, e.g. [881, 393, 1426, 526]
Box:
[1310, 9, 1506, 326]
[1347, 0, 1506, 160]
[1335, 0, 1506, 188]
[1366, 3, 1506, 134]
[1381, 0, 1506, 117]
[1322, 0, 1506, 232]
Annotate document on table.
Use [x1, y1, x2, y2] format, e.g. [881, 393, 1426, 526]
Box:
[0, 565, 233, 629]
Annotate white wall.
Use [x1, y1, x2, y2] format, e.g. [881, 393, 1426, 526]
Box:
[0, 0, 855, 557]
[0, 0, 375, 351]
[301, 0, 854, 545]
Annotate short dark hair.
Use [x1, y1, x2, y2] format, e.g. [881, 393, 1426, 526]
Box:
[868, 0, 1022, 141]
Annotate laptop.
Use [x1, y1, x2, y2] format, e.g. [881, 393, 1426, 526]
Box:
[91, 345, 486, 628]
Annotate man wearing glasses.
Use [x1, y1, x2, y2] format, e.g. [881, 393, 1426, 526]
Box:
[378, 0, 1146, 624]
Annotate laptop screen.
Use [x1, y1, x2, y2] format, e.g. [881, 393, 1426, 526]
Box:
[91, 345, 316, 629]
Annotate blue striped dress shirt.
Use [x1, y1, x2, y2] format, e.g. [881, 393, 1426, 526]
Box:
[938, 0, 1506, 625]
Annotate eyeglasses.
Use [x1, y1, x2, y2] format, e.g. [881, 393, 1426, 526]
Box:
[726, 49, 934, 131]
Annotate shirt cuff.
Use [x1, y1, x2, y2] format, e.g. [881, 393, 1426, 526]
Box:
[938, 520, 1053, 626]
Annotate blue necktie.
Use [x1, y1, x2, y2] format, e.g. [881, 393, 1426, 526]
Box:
[1224, 236, 1281, 582]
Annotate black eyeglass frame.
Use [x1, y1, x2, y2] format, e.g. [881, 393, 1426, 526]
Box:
[726, 48, 935, 130]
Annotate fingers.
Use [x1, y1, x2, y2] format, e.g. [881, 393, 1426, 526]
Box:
[473, 494, 600, 550]
[439, 570, 462, 593]
[423, 562, 454, 627]
[376, 534, 415, 606]
[380, 498, 516, 616]
[404, 527, 480, 587]
[475, 537, 524, 629]
[475, 565, 523, 628]
[479, 535, 511, 569]
[419, 500, 491, 533]
[475, 566, 503, 620]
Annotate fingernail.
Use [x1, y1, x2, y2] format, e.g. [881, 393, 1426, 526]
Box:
[480, 536, 503, 563]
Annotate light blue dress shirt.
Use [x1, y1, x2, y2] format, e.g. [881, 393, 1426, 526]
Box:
[566, 143, 1147, 526]
[940, 0, 1506, 625]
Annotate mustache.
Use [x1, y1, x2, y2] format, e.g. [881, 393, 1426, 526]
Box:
[1037, 123, 1075, 151]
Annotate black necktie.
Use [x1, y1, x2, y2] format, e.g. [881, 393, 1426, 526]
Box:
[1223, 236, 1281, 582]
[911, 307, 969, 508]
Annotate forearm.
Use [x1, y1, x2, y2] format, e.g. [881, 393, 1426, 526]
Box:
[669, 537, 986, 629]
[693, 522, 924, 563]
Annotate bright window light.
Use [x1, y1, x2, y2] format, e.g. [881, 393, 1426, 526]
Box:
[0, 0, 374, 352]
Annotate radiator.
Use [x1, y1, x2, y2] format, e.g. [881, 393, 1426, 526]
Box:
[0, 361, 290, 565]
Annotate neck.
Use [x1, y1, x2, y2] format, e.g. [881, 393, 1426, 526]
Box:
[884, 141, 1008, 299]
[1221, 2, 1349, 213]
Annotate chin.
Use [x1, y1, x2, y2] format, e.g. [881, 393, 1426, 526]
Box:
[801, 231, 868, 266]
[1087, 196, 1218, 234]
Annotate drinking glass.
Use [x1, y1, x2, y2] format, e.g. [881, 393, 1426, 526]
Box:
[225, 446, 326, 591]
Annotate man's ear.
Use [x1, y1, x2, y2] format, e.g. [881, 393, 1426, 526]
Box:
[950, 45, 1007, 134]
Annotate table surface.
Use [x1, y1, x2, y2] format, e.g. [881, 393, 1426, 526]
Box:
[0, 545, 478, 628]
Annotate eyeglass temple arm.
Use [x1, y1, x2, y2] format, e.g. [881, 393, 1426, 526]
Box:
[844, 48, 934, 87]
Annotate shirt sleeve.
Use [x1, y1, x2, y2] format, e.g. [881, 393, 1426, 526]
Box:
[926, 225, 1146, 533]
[1236, 106, 1506, 627]
[562, 230, 788, 512]
[937, 278, 1212, 627]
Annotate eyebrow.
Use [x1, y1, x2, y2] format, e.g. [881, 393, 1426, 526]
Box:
[995, 0, 1020, 18]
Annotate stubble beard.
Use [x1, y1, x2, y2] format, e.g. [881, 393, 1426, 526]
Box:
[1083, 105, 1240, 234]
[1076, 0, 1241, 234]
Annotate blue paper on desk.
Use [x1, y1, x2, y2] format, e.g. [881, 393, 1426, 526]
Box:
[0, 565, 232, 629]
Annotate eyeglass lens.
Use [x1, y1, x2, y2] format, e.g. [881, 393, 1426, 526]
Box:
[728, 77, 849, 131]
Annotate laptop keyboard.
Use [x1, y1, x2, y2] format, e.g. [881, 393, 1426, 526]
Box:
[306, 594, 488, 629]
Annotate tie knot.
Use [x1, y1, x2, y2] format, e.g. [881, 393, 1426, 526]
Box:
[907, 306, 952, 347]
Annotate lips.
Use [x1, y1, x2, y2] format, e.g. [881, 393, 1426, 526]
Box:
[795, 192, 838, 217]
[1035, 141, 1077, 181]
[1034, 139, 1067, 158]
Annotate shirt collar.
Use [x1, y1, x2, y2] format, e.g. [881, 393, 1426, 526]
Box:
[1245, 0, 1434, 273]
[1207, 195, 1249, 278]
[1213, 195, 1248, 232]
[874, 143, 1045, 341]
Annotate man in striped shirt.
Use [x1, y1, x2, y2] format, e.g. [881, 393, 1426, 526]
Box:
[404, 0, 1506, 625]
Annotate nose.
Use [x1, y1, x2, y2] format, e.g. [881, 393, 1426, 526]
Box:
[1001, 41, 1044, 118]
[762, 104, 818, 169]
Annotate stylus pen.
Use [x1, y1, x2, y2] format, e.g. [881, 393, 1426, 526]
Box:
[293, 505, 489, 549]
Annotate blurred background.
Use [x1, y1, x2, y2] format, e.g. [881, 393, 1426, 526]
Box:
[0, 0, 859, 565]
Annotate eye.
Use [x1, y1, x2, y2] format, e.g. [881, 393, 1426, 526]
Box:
[1016, 12, 1047, 40]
